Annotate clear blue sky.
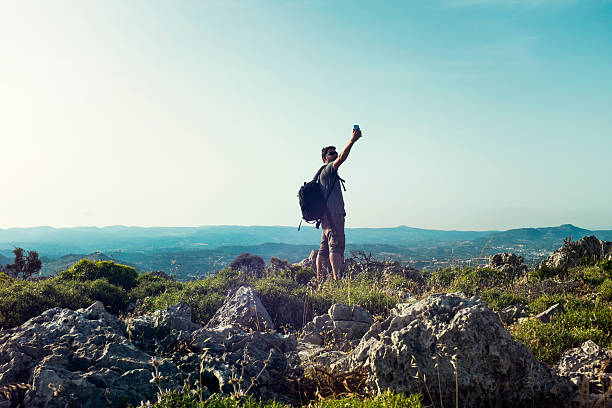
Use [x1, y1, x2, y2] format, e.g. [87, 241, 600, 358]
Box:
[1, 0, 610, 230]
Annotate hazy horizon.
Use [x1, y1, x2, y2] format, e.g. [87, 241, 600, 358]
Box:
[2, 1, 610, 231]
[0, 222, 608, 233]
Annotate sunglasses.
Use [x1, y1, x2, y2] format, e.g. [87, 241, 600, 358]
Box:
[326, 151, 338, 156]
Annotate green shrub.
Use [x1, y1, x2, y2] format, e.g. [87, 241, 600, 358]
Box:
[294, 267, 316, 285]
[81, 278, 130, 314]
[130, 273, 184, 300]
[530, 266, 565, 281]
[451, 267, 508, 295]
[528, 293, 566, 315]
[0, 279, 91, 329]
[129, 390, 422, 408]
[479, 288, 526, 311]
[571, 266, 607, 286]
[59, 259, 138, 291]
[512, 295, 612, 364]
[427, 267, 458, 289]
[599, 279, 612, 301]
[600, 260, 612, 274]
[252, 274, 309, 330]
[580, 255, 599, 267]
[309, 277, 399, 318]
[314, 391, 421, 408]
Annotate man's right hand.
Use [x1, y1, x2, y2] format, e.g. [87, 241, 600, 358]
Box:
[334, 128, 362, 170]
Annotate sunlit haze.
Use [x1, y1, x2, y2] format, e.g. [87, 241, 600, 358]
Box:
[1, 0, 611, 230]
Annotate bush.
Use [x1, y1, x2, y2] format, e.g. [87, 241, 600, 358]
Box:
[600, 260, 612, 274]
[309, 277, 399, 319]
[59, 259, 138, 291]
[252, 274, 309, 330]
[228, 253, 266, 277]
[82, 279, 130, 314]
[451, 267, 508, 295]
[0, 279, 91, 329]
[511, 294, 612, 364]
[530, 266, 565, 281]
[599, 279, 612, 301]
[528, 293, 566, 315]
[427, 267, 458, 289]
[580, 255, 599, 267]
[130, 273, 184, 300]
[129, 391, 422, 408]
[479, 288, 526, 311]
[294, 267, 316, 285]
[570, 266, 608, 286]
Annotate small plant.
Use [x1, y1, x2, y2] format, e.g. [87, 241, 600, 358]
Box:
[478, 288, 526, 311]
[511, 294, 612, 364]
[598, 279, 612, 301]
[530, 266, 564, 281]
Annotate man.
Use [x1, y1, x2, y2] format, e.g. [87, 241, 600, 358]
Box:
[316, 127, 362, 282]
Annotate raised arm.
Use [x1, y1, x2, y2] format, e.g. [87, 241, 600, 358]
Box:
[333, 128, 362, 170]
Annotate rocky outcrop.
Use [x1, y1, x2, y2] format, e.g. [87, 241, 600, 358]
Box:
[535, 303, 563, 323]
[205, 286, 274, 331]
[339, 293, 574, 407]
[497, 304, 529, 325]
[0, 300, 296, 407]
[300, 304, 373, 350]
[1, 291, 592, 407]
[294, 249, 319, 270]
[489, 252, 527, 279]
[0, 302, 179, 407]
[540, 235, 612, 270]
[557, 340, 612, 406]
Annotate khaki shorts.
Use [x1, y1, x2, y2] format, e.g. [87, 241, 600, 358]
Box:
[318, 213, 346, 258]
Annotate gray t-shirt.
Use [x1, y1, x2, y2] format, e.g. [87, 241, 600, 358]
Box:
[318, 162, 345, 216]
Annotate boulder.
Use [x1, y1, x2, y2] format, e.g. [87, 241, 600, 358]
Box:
[128, 302, 200, 341]
[489, 252, 528, 279]
[540, 235, 612, 270]
[340, 293, 574, 408]
[294, 249, 323, 271]
[535, 303, 563, 323]
[557, 340, 612, 406]
[205, 286, 274, 331]
[301, 304, 373, 350]
[0, 300, 298, 407]
[0, 302, 182, 408]
[497, 304, 529, 325]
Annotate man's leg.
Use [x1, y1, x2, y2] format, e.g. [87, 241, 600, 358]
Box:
[316, 251, 326, 282]
[317, 228, 330, 283]
[329, 252, 342, 280]
[327, 214, 346, 281]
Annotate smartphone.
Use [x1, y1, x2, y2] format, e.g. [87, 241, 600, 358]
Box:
[353, 124, 360, 131]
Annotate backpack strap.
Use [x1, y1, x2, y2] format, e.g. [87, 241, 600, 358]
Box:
[338, 176, 346, 191]
[316, 167, 341, 229]
[313, 164, 327, 182]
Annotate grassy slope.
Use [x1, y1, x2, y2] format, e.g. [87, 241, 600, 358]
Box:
[2, 256, 612, 406]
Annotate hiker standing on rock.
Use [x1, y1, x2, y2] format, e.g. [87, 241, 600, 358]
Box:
[316, 127, 362, 282]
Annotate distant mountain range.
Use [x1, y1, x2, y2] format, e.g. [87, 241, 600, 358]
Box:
[1, 224, 610, 279]
[0, 225, 494, 256]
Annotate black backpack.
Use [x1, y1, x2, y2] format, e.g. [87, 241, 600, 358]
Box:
[297, 165, 343, 230]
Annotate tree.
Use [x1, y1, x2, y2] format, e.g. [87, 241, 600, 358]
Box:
[0, 248, 42, 280]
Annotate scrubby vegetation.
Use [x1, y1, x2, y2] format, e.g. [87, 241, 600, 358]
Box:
[3, 249, 612, 406]
[0, 256, 408, 331]
[129, 390, 421, 408]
